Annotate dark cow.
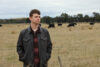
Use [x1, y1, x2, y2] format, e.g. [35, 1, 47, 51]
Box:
[89, 22, 95, 25]
[0, 24, 2, 27]
[58, 23, 62, 26]
[67, 22, 77, 27]
[48, 24, 55, 28]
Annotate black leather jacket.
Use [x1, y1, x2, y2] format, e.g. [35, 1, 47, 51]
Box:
[17, 26, 52, 67]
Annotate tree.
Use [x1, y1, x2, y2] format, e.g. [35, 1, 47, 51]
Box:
[84, 15, 90, 22]
[93, 12, 100, 22]
[41, 16, 53, 24]
[60, 13, 69, 22]
[77, 14, 84, 22]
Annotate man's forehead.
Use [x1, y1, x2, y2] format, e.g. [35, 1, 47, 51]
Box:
[32, 13, 40, 16]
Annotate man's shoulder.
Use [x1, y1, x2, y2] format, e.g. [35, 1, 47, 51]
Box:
[40, 27, 48, 33]
[20, 27, 28, 34]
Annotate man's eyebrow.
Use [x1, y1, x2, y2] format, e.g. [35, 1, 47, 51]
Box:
[35, 16, 40, 17]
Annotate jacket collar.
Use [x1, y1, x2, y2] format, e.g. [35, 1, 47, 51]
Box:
[27, 24, 42, 34]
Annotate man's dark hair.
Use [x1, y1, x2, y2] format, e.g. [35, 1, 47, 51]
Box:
[29, 9, 41, 17]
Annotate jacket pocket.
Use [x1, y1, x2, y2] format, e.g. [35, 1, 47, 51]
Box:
[19, 54, 25, 62]
[41, 36, 47, 40]
[23, 38, 30, 42]
[40, 36, 48, 50]
[41, 36, 47, 44]
[23, 38, 31, 50]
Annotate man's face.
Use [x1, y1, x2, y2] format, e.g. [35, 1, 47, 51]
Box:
[29, 13, 40, 24]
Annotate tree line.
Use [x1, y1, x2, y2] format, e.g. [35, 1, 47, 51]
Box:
[0, 12, 100, 24]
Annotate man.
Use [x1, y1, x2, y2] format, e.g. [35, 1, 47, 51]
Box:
[17, 9, 52, 67]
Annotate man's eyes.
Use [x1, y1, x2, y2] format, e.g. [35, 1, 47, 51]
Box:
[35, 16, 40, 18]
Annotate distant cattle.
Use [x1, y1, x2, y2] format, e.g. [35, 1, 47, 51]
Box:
[48, 24, 55, 28]
[89, 22, 95, 30]
[89, 22, 95, 25]
[0, 24, 2, 27]
[58, 23, 62, 26]
[67, 23, 77, 27]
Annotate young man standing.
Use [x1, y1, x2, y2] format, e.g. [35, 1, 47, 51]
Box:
[17, 9, 52, 67]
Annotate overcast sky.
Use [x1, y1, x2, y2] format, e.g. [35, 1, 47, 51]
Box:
[0, 0, 100, 19]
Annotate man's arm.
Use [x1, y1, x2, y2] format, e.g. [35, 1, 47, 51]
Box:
[17, 31, 25, 61]
[46, 30, 52, 61]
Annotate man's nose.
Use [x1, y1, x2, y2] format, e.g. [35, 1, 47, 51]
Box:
[37, 18, 40, 20]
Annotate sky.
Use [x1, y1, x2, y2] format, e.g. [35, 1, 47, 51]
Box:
[0, 0, 100, 19]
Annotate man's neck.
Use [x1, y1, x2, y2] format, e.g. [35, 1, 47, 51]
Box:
[31, 23, 39, 32]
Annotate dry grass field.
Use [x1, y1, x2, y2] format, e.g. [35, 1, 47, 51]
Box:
[0, 23, 100, 67]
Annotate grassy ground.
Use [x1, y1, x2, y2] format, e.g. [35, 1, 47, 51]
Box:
[0, 23, 100, 67]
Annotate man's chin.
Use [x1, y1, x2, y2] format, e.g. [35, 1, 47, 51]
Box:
[32, 22, 40, 25]
[35, 22, 40, 25]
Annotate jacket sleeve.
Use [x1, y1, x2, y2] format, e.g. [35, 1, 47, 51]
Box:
[46, 30, 52, 61]
[17, 31, 25, 62]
